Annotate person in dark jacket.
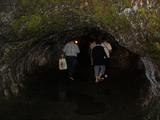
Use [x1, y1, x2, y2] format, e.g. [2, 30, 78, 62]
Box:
[92, 40, 108, 83]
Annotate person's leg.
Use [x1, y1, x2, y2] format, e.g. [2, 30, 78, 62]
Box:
[66, 56, 77, 80]
[98, 65, 106, 81]
[100, 65, 106, 78]
[68, 56, 77, 80]
[94, 65, 100, 83]
[100, 65, 106, 76]
[94, 65, 99, 76]
[71, 56, 77, 77]
[66, 56, 73, 78]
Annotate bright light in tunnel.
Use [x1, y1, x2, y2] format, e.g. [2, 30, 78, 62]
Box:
[75, 40, 78, 44]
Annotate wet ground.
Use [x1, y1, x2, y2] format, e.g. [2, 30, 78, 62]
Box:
[0, 75, 143, 120]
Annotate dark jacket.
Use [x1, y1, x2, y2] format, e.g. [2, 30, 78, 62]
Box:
[92, 45, 108, 65]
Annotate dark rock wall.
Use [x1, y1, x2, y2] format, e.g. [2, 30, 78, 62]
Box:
[0, 0, 17, 11]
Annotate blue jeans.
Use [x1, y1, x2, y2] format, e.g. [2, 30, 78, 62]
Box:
[94, 65, 106, 77]
[66, 56, 77, 77]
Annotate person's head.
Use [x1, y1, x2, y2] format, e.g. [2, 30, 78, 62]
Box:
[96, 35, 103, 44]
[67, 39, 74, 44]
[102, 37, 110, 43]
[70, 40, 75, 43]
[95, 40, 101, 44]
[68, 37, 78, 44]
[89, 40, 95, 44]
[89, 41, 96, 49]
[89, 34, 97, 41]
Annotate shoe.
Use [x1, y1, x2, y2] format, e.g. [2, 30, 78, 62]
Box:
[99, 77, 104, 82]
[95, 79, 99, 83]
[95, 76, 100, 83]
[95, 75, 105, 83]
[100, 74, 108, 79]
[100, 77, 104, 80]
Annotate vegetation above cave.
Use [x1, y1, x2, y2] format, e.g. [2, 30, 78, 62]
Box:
[0, 0, 160, 67]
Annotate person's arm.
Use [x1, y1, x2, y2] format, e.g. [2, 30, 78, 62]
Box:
[92, 47, 96, 62]
[63, 44, 68, 54]
[107, 43, 112, 53]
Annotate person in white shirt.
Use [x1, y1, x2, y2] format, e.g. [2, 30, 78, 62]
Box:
[63, 39, 80, 80]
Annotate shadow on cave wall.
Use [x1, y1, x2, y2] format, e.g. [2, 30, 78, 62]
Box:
[23, 27, 149, 98]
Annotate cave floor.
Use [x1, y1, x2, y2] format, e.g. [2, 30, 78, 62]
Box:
[0, 77, 143, 120]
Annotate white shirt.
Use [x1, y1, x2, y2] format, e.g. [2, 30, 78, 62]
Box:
[63, 42, 80, 57]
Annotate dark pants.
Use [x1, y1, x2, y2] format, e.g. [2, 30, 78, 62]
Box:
[66, 56, 77, 77]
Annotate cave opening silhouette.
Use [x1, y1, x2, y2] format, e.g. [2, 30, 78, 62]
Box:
[0, 28, 149, 120]
[23, 28, 149, 101]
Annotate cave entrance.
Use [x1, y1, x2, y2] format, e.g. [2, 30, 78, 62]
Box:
[74, 33, 147, 97]
[24, 29, 148, 101]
